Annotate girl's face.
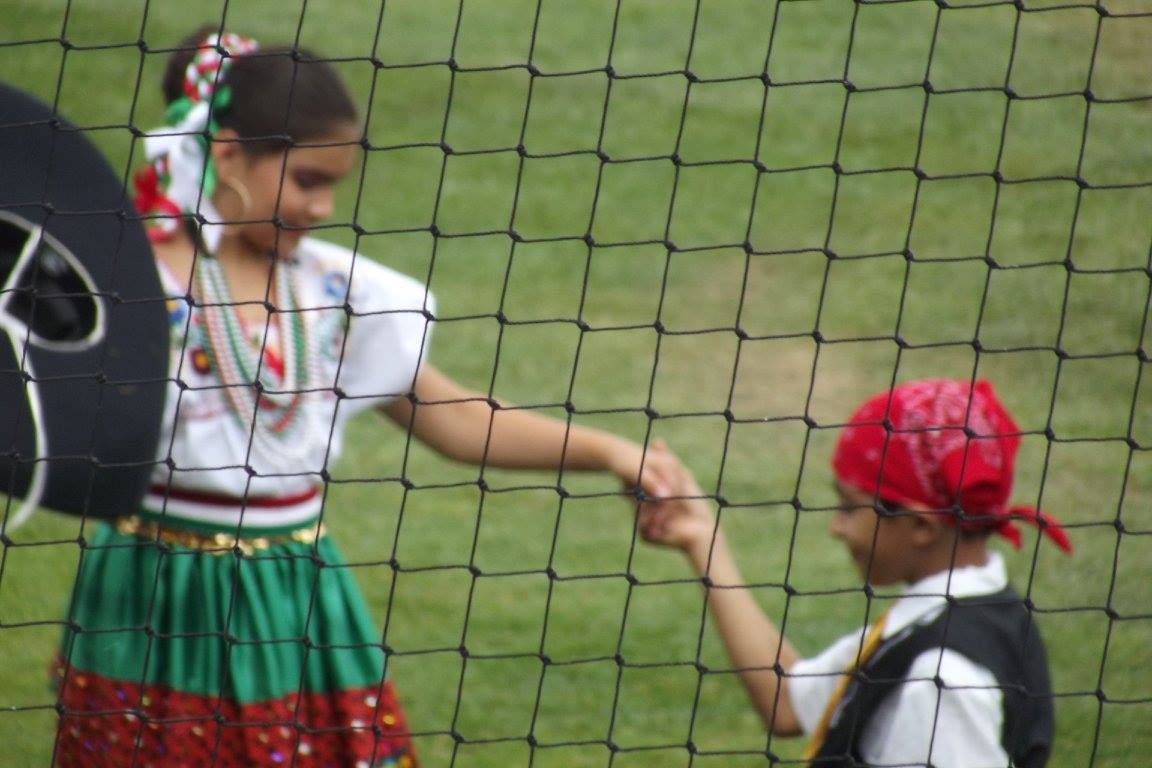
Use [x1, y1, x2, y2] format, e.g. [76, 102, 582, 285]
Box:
[221, 126, 359, 259]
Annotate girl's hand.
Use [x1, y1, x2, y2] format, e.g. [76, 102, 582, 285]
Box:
[635, 442, 720, 555]
[602, 436, 678, 502]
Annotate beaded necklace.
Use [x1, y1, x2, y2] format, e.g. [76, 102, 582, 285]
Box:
[194, 253, 321, 460]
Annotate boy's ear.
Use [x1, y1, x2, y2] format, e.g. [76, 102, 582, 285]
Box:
[906, 507, 948, 548]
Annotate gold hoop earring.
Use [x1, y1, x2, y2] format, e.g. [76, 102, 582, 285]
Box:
[218, 175, 253, 217]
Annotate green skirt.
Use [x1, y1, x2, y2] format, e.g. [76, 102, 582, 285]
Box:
[54, 520, 416, 768]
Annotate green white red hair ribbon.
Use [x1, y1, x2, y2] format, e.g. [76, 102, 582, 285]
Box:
[134, 32, 259, 250]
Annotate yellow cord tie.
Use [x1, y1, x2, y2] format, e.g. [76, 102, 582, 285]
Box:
[802, 609, 891, 759]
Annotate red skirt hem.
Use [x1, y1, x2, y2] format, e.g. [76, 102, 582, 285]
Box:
[54, 661, 417, 768]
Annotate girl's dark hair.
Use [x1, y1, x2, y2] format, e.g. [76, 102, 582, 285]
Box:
[162, 25, 359, 153]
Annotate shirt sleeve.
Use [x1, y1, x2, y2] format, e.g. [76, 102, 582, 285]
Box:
[861, 647, 1010, 768]
[333, 253, 436, 412]
[786, 629, 869, 735]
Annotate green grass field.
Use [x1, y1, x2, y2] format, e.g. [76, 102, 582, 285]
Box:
[2, 0, 1150, 765]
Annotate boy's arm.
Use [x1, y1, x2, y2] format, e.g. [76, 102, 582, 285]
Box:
[686, 530, 804, 735]
[639, 444, 804, 736]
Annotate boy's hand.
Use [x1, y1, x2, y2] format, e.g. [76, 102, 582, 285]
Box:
[636, 441, 720, 554]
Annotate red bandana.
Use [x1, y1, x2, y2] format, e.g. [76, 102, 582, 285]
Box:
[832, 379, 1072, 553]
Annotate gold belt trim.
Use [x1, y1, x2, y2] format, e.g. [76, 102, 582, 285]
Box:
[115, 515, 326, 556]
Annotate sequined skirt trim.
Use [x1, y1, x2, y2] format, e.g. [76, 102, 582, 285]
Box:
[56, 667, 416, 768]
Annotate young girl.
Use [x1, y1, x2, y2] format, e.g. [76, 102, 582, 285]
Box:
[639, 379, 1071, 767]
[53, 28, 674, 768]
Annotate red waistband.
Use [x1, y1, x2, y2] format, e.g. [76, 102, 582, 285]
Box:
[147, 485, 320, 509]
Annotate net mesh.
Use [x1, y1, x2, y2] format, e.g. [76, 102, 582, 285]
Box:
[1, 1, 1149, 766]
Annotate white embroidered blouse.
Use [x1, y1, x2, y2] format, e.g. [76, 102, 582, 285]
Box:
[147, 238, 435, 530]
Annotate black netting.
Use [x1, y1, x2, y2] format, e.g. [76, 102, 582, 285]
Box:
[1, 1, 1149, 766]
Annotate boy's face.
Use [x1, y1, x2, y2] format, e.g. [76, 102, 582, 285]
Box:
[830, 483, 920, 586]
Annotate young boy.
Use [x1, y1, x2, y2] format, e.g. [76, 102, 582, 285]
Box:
[640, 379, 1071, 767]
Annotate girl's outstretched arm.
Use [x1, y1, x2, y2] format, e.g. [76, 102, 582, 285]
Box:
[383, 365, 674, 498]
[638, 443, 804, 736]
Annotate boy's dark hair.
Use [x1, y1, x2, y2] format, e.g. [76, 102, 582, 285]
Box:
[877, 498, 997, 542]
[162, 24, 359, 153]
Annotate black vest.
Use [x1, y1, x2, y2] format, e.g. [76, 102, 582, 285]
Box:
[811, 586, 1054, 768]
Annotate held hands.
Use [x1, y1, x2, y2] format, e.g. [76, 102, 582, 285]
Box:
[602, 434, 678, 502]
[634, 441, 720, 556]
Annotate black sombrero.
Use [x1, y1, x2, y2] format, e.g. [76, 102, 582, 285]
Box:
[0, 82, 168, 525]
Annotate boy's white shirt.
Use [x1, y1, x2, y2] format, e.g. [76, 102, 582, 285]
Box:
[788, 552, 1013, 768]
